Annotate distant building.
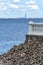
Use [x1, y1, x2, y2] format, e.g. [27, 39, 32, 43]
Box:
[28, 21, 43, 36]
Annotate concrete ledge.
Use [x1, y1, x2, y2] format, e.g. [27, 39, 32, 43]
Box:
[25, 35, 43, 43]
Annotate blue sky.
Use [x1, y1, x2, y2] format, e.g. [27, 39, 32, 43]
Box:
[0, 0, 43, 18]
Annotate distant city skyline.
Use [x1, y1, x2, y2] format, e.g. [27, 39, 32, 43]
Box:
[0, 0, 43, 18]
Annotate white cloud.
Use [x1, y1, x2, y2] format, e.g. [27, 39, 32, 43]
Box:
[31, 5, 39, 9]
[0, 6, 7, 10]
[25, 0, 35, 5]
[0, 1, 19, 11]
[25, 0, 39, 10]
[3, 7, 7, 10]
[27, 5, 39, 10]
[13, 0, 20, 2]
[0, 2, 5, 5]
[20, 4, 39, 10]
[0, 2, 7, 10]
[7, 2, 19, 9]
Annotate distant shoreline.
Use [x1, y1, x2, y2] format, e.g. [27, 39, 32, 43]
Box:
[0, 18, 43, 19]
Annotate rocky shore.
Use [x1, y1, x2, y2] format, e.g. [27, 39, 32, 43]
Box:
[0, 35, 43, 65]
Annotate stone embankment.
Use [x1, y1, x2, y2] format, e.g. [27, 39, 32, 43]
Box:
[0, 35, 43, 65]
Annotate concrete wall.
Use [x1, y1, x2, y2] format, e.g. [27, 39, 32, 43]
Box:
[28, 21, 43, 36]
[25, 35, 43, 43]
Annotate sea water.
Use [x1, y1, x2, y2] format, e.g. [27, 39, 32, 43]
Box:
[0, 18, 43, 54]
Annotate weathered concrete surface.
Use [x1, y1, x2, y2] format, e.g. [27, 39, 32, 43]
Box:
[0, 35, 43, 65]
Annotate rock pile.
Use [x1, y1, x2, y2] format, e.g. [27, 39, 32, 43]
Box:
[0, 36, 43, 65]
